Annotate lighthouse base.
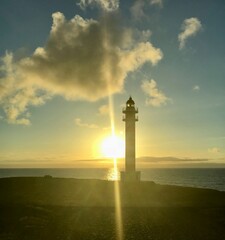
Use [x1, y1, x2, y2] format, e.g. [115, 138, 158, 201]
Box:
[120, 171, 141, 182]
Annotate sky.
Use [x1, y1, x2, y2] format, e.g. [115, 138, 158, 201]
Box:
[0, 0, 225, 168]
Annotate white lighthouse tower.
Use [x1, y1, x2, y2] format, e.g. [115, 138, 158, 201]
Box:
[121, 97, 140, 181]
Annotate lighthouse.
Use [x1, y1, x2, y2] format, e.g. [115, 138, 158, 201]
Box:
[121, 97, 140, 181]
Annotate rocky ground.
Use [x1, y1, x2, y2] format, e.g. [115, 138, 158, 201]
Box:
[0, 177, 225, 240]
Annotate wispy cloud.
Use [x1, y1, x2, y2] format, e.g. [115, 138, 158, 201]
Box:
[150, 0, 163, 7]
[208, 147, 220, 154]
[141, 79, 171, 107]
[130, 0, 145, 19]
[0, 12, 163, 125]
[178, 17, 202, 49]
[98, 104, 109, 115]
[193, 85, 200, 92]
[130, 0, 163, 19]
[75, 118, 99, 129]
[77, 0, 119, 11]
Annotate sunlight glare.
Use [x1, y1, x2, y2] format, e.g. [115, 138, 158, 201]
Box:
[101, 135, 125, 158]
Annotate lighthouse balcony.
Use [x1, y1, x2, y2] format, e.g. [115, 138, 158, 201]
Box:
[122, 107, 138, 114]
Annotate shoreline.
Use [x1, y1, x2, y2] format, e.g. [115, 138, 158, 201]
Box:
[0, 168, 224, 192]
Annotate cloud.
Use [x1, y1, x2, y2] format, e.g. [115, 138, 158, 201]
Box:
[130, 0, 163, 19]
[130, 0, 145, 19]
[150, 0, 163, 7]
[77, 0, 119, 11]
[98, 104, 109, 115]
[0, 12, 162, 125]
[208, 147, 220, 154]
[0, 52, 51, 125]
[178, 17, 202, 49]
[141, 79, 170, 107]
[75, 118, 99, 129]
[193, 85, 200, 91]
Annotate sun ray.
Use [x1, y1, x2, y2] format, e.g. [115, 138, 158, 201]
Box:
[107, 95, 124, 240]
[101, 13, 123, 240]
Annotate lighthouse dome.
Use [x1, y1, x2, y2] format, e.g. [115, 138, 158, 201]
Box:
[126, 97, 135, 107]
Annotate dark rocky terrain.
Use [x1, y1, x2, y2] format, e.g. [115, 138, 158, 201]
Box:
[0, 177, 225, 240]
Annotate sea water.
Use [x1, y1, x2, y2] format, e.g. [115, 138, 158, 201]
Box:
[0, 168, 225, 191]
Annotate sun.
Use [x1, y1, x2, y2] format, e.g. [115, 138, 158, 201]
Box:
[101, 135, 125, 158]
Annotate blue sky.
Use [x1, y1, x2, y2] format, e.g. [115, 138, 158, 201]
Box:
[0, 0, 225, 167]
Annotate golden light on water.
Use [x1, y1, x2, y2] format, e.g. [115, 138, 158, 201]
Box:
[107, 164, 120, 181]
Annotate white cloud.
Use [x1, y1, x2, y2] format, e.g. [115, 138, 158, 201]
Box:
[178, 17, 202, 49]
[208, 147, 220, 154]
[98, 104, 109, 115]
[141, 79, 170, 107]
[193, 85, 200, 91]
[0, 12, 162, 125]
[77, 0, 119, 11]
[75, 118, 99, 129]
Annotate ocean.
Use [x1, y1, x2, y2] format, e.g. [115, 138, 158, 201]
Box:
[0, 168, 225, 191]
